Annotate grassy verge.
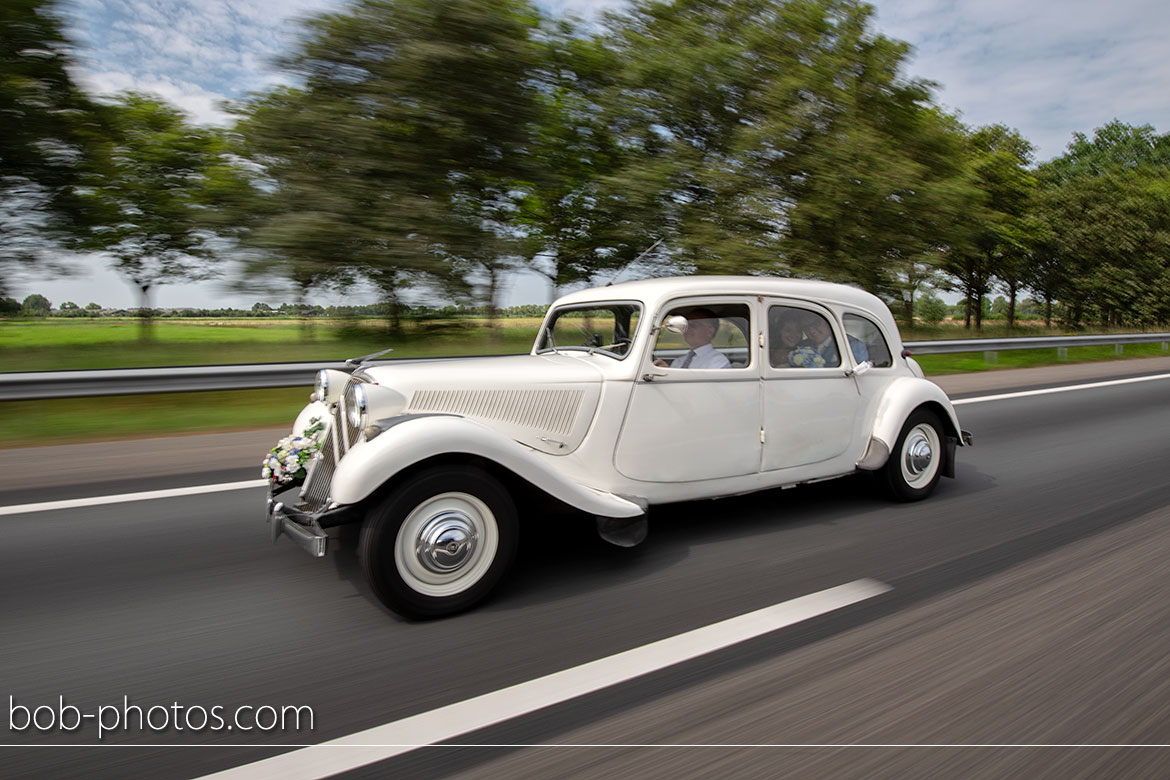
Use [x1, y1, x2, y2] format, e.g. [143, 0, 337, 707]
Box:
[0, 387, 311, 448]
[913, 341, 1170, 373]
[0, 317, 539, 371]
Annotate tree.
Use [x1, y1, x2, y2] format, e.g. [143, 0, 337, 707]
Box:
[1031, 122, 1170, 328]
[915, 293, 948, 325]
[85, 301, 100, 310]
[0, 0, 101, 296]
[1045, 121, 1170, 182]
[943, 125, 1035, 331]
[0, 297, 21, 314]
[21, 292, 50, 315]
[233, 0, 544, 331]
[73, 94, 225, 340]
[59, 300, 77, 309]
[602, 0, 973, 295]
[516, 18, 646, 300]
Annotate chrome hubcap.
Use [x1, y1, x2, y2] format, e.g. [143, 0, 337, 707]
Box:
[905, 435, 933, 476]
[395, 491, 499, 597]
[416, 512, 478, 574]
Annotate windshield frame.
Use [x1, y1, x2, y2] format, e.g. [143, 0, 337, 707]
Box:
[534, 300, 644, 360]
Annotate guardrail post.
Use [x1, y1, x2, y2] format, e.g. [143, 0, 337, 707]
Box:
[1115, 344, 1124, 356]
[1057, 347, 1068, 360]
[983, 351, 998, 365]
[1163, 341, 1168, 353]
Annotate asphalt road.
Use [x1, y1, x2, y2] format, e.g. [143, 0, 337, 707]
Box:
[3, 362, 1170, 779]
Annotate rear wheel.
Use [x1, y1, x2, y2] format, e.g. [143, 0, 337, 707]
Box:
[360, 466, 518, 619]
[882, 409, 944, 502]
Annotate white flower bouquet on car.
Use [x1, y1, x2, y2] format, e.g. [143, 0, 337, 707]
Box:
[262, 418, 325, 485]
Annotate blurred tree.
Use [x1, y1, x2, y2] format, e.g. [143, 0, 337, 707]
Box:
[72, 94, 225, 340]
[914, 292, 948, 325]
[0, 296, 20, 314]
[59, 300, 77, 309]
[516, 17, 649, 299]
[943, 125, 1035, 331]
[232, 0, 543, 332]
[1031, 122, 1170, 328]
[1044, 121, 1170, 182]
[21, 292, 50, 314]
[85, 301, 100, 310]
[602, 0, 974, 297]
[1032, 168, 1170, 328]
[0, 0, 101, 296]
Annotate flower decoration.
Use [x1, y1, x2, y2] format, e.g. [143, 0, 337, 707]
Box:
[262, 417, 325, 485]
[788, 345, 826, 368]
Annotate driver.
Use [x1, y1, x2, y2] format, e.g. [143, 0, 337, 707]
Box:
[654, 308, 731, 369]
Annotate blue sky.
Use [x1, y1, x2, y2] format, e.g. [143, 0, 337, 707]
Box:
[20, 0, 1170, 310]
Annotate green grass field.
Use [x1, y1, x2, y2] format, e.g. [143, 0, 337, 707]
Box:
[1, 316, 1166, 447]
[0, 317, 541, 371]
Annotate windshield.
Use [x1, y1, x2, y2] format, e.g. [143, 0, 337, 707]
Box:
[535, 302, 642, 359]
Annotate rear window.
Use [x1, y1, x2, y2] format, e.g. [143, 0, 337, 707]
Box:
[843, 313, 892, 367]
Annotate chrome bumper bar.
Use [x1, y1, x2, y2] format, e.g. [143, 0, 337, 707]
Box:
[266, 492, 328, 558]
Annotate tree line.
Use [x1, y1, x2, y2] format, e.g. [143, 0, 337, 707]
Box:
[0, 295, 551, 319]
[3, 0, 1169, 340]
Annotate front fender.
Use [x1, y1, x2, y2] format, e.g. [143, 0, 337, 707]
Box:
[858, 378, 966, 470]
[330, 415, 645, 518]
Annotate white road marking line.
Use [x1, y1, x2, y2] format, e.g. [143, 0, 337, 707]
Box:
[951, 371, 1170, 405]
[0, 479, 266, 516]
[194, 579, 892, 780]
[6, 371, 1168, 517]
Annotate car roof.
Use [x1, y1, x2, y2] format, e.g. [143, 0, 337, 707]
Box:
[553, 276, 897, 327]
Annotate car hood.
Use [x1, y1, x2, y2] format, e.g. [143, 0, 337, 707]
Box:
[355, 353, 605, 455]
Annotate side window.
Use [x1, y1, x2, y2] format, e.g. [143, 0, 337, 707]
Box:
[843, 313, 891, 367]
[768, 306, 841, 368]
[653, 303, 751, 369]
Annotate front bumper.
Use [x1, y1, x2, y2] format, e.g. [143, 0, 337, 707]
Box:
[266, 491, 329, 558]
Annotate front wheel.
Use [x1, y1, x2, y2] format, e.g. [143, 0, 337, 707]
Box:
[881, 409, 945, 502]
[360, 466, 518, 619]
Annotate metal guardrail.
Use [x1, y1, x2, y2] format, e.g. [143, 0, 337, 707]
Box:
[2, 334, 1169, 401]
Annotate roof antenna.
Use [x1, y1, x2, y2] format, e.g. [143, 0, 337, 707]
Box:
[605, 238, 663, 286]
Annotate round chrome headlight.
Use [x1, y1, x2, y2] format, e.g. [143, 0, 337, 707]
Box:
[347, 382, 368, 430]
[313, 370, 329, 402]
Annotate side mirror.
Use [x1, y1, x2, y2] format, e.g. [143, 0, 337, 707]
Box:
[663, 315, 689, 334]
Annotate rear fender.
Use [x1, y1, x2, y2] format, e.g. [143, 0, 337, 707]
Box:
[857, 378, 965, 471]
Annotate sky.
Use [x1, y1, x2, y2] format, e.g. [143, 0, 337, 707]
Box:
[16, 0, 1170, 310]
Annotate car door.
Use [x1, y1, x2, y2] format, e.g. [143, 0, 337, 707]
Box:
[761, 300, 862, 471]
[614, 298, 761, 482]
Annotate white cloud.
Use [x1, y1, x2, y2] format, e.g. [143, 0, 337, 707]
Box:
[871, 0, 1170, 159]
[65, 0, 344, 125]
[75, 69, 230, 125]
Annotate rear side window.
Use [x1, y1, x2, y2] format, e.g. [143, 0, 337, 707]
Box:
[843, 313, 892, 367]
[767, 306, 840, 368]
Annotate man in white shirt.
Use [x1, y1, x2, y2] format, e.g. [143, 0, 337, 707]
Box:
[655, 308, 731, 369]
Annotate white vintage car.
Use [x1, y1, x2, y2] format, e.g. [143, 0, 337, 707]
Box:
[265, 276, 970, 618]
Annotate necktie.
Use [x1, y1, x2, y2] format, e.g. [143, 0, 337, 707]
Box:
[678, 350, 695, 368]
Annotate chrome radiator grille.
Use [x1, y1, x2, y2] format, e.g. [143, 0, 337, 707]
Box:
[298, 375, 367, 513]
[298, 426, 336, 512]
